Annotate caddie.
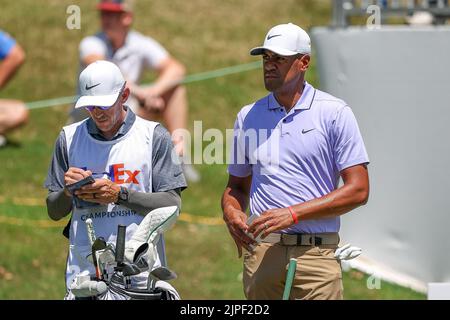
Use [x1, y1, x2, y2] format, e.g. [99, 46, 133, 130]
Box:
[44, 60, 186, 298]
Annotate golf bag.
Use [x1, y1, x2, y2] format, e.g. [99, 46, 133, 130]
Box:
[68, 206, 180, 300]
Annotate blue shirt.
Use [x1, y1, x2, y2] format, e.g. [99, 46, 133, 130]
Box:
[228, 82, 369, 234]
[0, 30, 16, 60]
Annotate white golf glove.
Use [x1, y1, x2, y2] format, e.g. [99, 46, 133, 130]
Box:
[334, 243, 362, 260]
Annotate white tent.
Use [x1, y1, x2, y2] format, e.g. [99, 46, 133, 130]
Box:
[310, 26, 450, 293]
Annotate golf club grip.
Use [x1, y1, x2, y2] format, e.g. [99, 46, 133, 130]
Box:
[85, 218, 96, 246]
[282, 258, 297, 300]
[116, 224, 126, 264]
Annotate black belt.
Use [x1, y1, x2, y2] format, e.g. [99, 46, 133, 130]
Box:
[261, 232, 339, 246]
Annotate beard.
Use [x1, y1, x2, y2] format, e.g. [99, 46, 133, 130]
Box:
[264, 77, 282, 92]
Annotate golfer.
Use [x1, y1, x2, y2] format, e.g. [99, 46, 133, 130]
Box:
[222, 23, 370, 300]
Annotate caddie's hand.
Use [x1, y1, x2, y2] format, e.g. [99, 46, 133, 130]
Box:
[247, 208, 295, 240]
[75, 178, 120, 205]
[223, 208, 257, 258]
[64, 167, 93, 197]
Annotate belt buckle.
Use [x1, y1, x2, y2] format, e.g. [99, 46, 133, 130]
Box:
[296, 234, 303, 246]
[308, 235, 323, 246]
[315, 236, 322, 246]
[304, 235, 323, 246]
[280, 234, 287, 245]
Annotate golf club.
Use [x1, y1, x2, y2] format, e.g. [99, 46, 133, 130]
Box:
[282, 258, 297, 300]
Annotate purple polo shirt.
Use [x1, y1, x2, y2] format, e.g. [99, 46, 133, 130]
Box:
[228, 82, 369, 234]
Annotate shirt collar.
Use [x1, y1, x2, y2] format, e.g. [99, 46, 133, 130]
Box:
[267, 81, 316, 111]
[86, 106, 136, 141]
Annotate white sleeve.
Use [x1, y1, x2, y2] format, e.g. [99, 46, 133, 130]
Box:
[141, 37, 169, 69]
[79, 36, 107, 60]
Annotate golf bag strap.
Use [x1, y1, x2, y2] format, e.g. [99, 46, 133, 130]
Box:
[63, 216, 72, 239]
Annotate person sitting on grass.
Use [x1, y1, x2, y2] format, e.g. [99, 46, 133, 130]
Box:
[0, 29, 28, 148]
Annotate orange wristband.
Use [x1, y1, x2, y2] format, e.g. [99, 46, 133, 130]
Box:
[288, 206, 298, 224]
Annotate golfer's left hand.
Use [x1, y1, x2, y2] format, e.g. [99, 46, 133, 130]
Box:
[75, 179, 120, 204]
[247, 208, 295, 239]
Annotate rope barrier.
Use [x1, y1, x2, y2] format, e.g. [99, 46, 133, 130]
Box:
[7, 62, 254, 227]
[0, 195, 44, 207]
[0, 212, 224, 228]
[24, 61, 261, 110]
[0, 196, 224, 227]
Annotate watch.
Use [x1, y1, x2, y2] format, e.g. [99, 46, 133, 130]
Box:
[115, 186, 129, 204]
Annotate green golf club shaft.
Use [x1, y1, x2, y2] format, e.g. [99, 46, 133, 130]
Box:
[283, 258, 297, 300]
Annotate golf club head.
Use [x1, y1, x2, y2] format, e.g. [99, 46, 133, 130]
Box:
[124, 242, 149, 263]
[96, 249, 113, 266]
[135, 255, 149, 271]
[122, 262, 142, 277]
[87, 242, 114, 264]
[97, 247, 117, 278]
[92, 237, 107, 264]
[150, 266, 177, 281]
[92, 237, 106, 250]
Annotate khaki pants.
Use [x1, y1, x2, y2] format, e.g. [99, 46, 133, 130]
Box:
[243, 242, 343, 300]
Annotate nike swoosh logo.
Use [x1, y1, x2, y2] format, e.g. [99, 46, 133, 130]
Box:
[85, 83, 101, 90]
[302, 128, 315, 134]
[267, 34, 282, 40]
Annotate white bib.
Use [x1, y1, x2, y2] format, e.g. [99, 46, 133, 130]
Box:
[63, 117, 161, 289]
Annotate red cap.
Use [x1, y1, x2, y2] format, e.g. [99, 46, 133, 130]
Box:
[97, 0, 132, 13]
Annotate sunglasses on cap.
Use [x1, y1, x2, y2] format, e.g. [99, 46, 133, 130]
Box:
[85, 82, 126, 112]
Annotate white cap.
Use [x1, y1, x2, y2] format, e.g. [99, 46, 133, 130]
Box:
[250, 23, 311, 56]
[75, 60, 125, 109]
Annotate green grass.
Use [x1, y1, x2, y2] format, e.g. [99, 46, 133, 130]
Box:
[0, 0, 425, 300]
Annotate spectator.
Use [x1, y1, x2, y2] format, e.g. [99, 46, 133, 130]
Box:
[0, 30, 28, 147]
[70, 0, 200, 182]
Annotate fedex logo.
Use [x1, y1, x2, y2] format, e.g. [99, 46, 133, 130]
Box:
[109, 163, 140, 184]
[82, 163, 140, 185]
